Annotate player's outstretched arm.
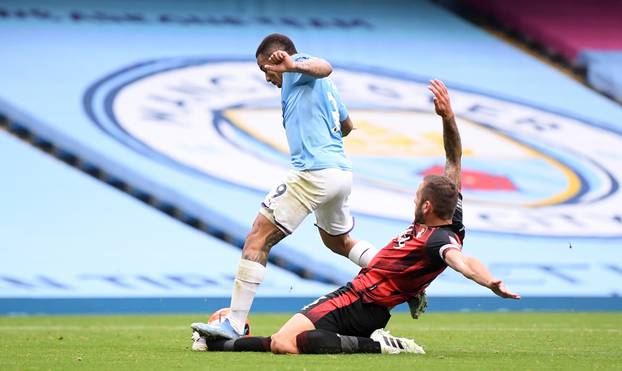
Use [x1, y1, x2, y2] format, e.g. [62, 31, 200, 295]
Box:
[428, 79, 462, 189]
[264, 50, 332, 78]
[444, 248, 520, 299]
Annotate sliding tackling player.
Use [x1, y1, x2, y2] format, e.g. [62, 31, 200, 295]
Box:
[192, 80, 520, 354]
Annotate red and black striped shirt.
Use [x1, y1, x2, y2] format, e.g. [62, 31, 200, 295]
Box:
[350, 195, 465, 308]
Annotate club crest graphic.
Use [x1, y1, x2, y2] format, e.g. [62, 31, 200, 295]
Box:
[85, 57, 622, 237]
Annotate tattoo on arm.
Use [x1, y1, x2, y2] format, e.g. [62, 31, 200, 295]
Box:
[294, 59, 332, 78]
[442, 115, 462, 189]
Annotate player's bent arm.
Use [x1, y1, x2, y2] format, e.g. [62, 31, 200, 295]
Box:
[444, 249, 520, 299]
[340, 116, 354, 137]
[293, 58, 333, 78]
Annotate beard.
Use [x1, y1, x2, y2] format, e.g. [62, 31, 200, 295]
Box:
[414, 203, 424, 224]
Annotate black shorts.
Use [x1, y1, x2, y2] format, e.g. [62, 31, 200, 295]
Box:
[299, 284, 391, 337]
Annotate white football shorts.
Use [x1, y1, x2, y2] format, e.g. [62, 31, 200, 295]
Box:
[259, 168, 354, 236]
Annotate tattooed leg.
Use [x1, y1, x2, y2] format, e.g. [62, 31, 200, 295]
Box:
[227, 214, 285, 335]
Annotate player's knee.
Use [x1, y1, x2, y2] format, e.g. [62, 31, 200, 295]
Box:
[244, 224, 266, 247]
[243, 217, 284, 254]
[242, 230, 271, 258]
[270, 333, 298, 354]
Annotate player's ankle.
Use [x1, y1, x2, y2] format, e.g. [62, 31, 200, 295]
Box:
[226, 315, 245, 335]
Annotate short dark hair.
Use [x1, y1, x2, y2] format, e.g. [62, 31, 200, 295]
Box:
[255, 33, 297, 58]
[421, 175, 458, 220]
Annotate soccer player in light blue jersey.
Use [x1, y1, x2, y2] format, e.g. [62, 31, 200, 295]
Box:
[195, 33, 378, 340]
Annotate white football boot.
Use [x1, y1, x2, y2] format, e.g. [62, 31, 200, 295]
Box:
[370, 328, 425, 354]
[191, 318, 242, 340]
[191, 331, 208, 352]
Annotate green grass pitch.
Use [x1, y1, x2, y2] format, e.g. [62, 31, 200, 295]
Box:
[1, 312, 621, 370]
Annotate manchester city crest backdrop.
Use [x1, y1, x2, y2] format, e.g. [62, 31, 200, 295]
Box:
[1, 0, 621, 312]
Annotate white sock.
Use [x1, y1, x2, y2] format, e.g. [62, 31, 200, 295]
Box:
[229, 259, 266, 334]
[348, 240, 378, 268]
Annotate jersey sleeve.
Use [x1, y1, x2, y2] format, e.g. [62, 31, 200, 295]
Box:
[339, 103, 348, 121]
[332, 83, 349, 121]
[427, 228, 463, 264]
[452, 193, 466, 241]
[286, 54, 315, 86]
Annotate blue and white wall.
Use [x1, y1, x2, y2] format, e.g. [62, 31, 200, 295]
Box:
[1, 0, 621, 313]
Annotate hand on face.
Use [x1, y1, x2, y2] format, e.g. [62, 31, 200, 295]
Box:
[265, 50, 295, 73]
[257, 53, 283, 88]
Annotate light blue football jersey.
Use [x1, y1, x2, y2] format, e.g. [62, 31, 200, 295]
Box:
[280, 53, 352, 171]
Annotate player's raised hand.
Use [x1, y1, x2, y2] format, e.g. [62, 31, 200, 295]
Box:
[428, 79, 454, 120]
[489, 280, 521, 300]
[265, 50, 295, 73]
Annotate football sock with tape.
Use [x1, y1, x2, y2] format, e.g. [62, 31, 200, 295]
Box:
[348, 240, 378, 268]
[296, 329, 381, 354]
[207, 336, 272, 352]
[229, 259, 266, 334]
